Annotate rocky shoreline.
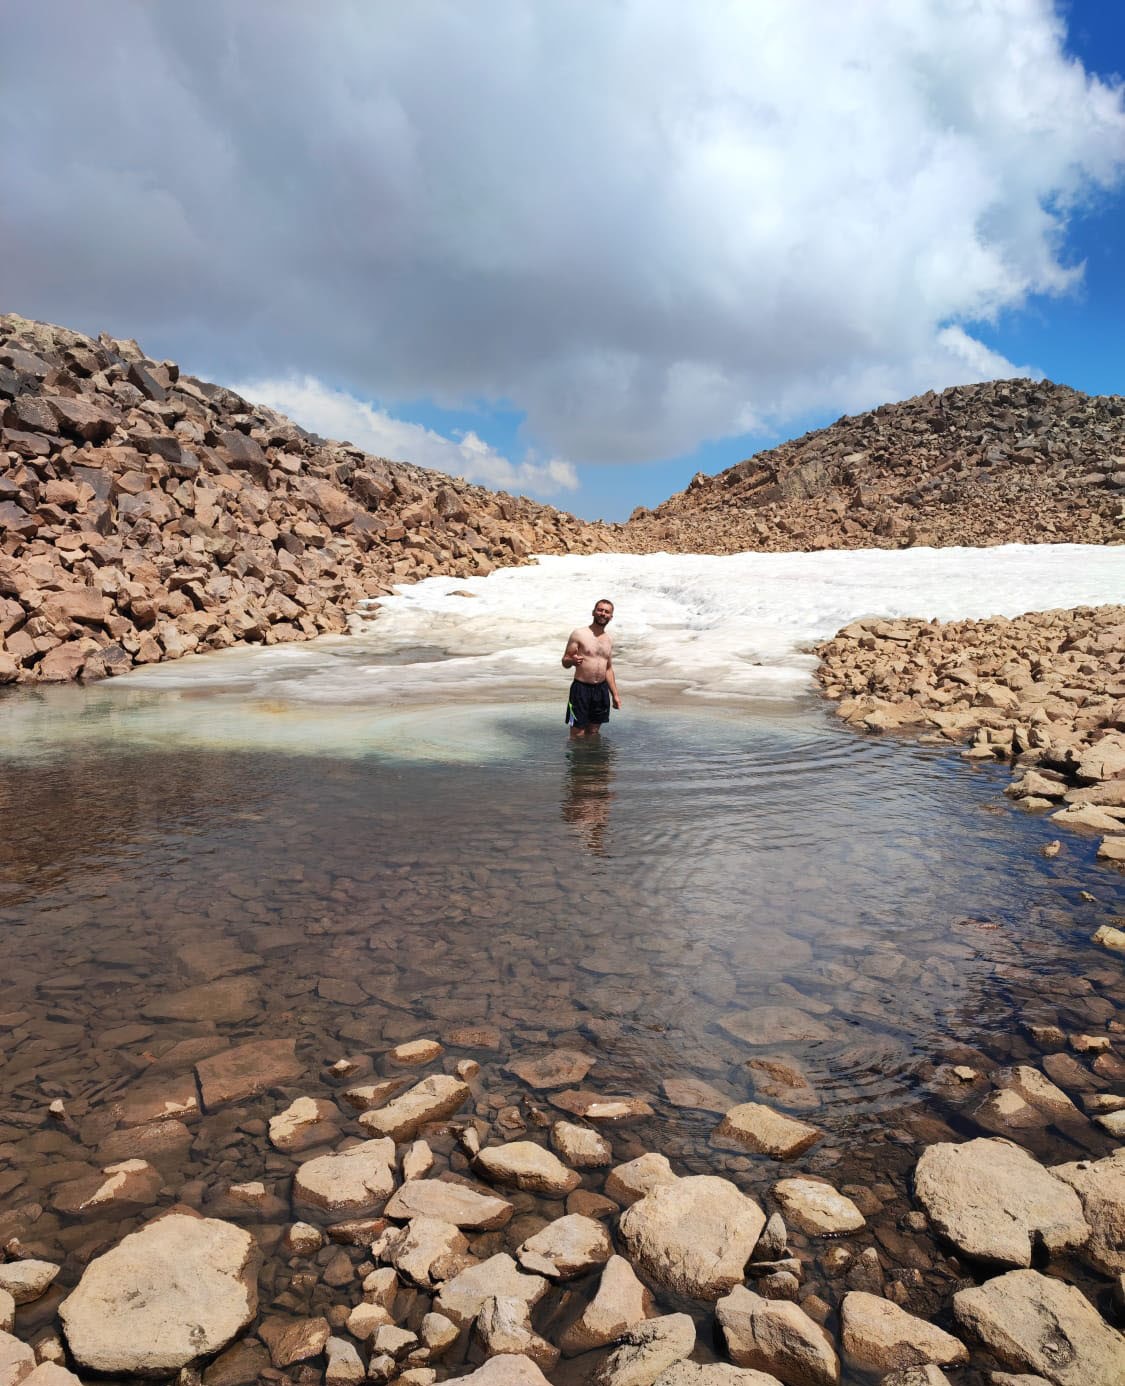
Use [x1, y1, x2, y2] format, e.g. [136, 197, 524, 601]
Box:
[816, 604, 1125, 876]
[2, 1020, 1123, 1386]
[0, 315, 621, 687]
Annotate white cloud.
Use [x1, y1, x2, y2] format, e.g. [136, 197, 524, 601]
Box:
[1, 1, 1122, 464]
[233, 375, 578, 498]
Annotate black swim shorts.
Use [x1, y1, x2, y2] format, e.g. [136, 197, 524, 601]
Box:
[566, 679, 611, 728]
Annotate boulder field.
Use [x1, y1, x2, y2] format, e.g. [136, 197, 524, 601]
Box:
[816, 604, 1125, 870]
[0, 315, 621, 686]
[623, 377, 1125, 554]
[2, 1036, 1123, 1385]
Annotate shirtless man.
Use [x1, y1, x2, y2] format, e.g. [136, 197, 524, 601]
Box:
[562, 598, 621, 737]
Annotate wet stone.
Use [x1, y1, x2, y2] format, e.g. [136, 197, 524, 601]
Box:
[507, 1049, 595, 1089]
[268, 1096, 340, 1153]
[604, 1152, 678, 1207]
[619, 1174, 767, 1301]
[551, 1120, 612, 1167]
[142, 976, 260, 1023]
[474, 1141, 580, 1197]
[384, 1176, 514, 1229]
[195, 1038, 303, 1109]
[0, 1262, 58, 1306]
[550, 1090, 655, 1121]
[713, 1103, 823, 1159]
[293, 1138, 396, 1220]
[719, 1007, 834, 1046]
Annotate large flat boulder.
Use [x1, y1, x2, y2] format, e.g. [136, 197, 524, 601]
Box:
[293, 1138, 396, 1219]
[953, 1269, 1125, 1386]
[619, 1174, 766, 1300]
[914, 1139, 1088, 1267]
[358, 1074, 470, 1141]
[384, 1177, 513, 1229]
[712, 1103, 822, 1159]
[59, 1213, 259, 1375]
[195, 1038, 303, 1109]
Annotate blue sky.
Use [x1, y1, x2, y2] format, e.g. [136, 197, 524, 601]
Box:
[2, 1, 1123, 522]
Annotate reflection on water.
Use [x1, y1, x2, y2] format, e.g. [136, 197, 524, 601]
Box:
[0, 693, 1122, 1373]
[562, 741, 617, 856]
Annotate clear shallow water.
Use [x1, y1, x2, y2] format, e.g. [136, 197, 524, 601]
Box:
[2, 542, 1125, 1376]
[1, 689, 1123, 1374]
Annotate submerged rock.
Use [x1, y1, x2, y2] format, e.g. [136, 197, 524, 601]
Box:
[713, 1103, 822, 1159]
[59, 1212, 259, 1375]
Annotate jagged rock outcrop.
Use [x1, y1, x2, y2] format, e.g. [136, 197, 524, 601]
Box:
[624, 379, 1125, 553]
[0, 315, 622, 684]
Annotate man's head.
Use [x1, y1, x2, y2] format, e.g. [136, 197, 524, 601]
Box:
[592, 599, 614, 628]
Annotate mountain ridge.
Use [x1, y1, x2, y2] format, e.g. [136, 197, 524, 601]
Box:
[623, 376, 1125, 552]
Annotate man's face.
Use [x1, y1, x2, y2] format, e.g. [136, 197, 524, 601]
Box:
[593, 603, 614, 626]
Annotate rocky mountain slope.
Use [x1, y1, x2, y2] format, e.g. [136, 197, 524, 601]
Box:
[625, 378, 1125, 553]
[0, 316, 621, 684]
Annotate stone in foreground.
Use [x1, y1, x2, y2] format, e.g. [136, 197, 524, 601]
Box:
[596, 1314, 696, 1386]
[840, 1292, 967, 1373]
[456, 1357, 552, 1385]
[1051, 1148, 1125, 1274]
[384, 1177, 514, 1229]
[771, 1178, 865, 1235]
[476, 1295, 559, 1371]
[517, 1213, 612, 1278]
[359, 1075, 470, 1142]
[716, 1285, 839, 1386]
[293, 1138, 396, 1219]
[59, 1213, 259, 1374]
[619, 1174, 766, 1300]
[559, 1254, 654, 1356]
[914, 1138, 1088, 1268]
[0, 1261, 59, 1305]
[653, 1367, 785, 1385]
[434, 1253, 548, 1327]
[953, 1268, 1125, 1386]
[475, 1141, 581, 1197]
[713, 1103, 822, 1159]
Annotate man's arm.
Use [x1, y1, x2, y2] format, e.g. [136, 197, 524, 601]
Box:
[605, 655, 621, 709]
[562, 631, 584, 670]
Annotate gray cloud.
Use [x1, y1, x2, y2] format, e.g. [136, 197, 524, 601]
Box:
[1, 0, 1122, 465]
